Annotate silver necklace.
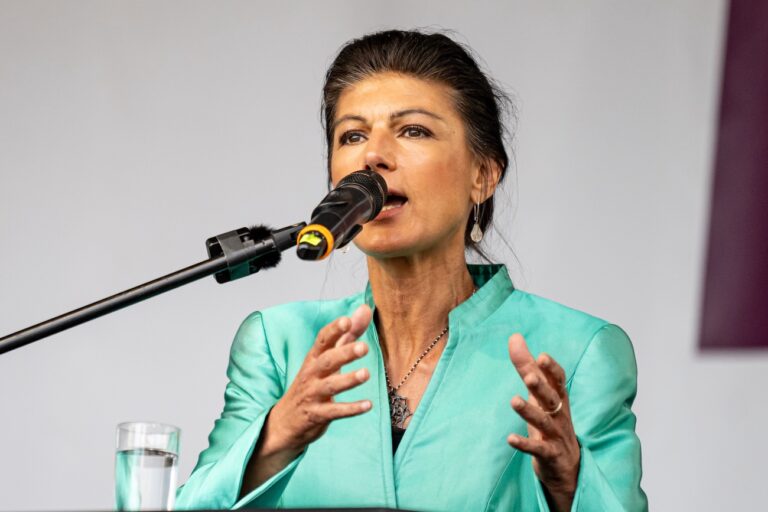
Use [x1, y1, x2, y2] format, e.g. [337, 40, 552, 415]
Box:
[384, 325, 449, 429]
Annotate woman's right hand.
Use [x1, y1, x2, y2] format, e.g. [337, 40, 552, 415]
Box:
[242, 305, 373, 493]
[266, 303, 373, 451]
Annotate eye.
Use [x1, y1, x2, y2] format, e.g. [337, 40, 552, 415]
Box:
[338, 130, 366, 146]
[401, 125, 432, 138]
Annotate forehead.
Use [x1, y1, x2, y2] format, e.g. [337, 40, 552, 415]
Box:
[335, 72, 459, 121]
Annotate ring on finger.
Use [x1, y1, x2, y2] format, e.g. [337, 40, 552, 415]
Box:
[543, 400, 563, 415]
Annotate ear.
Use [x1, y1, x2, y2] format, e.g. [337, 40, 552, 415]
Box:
[470, 157, 502, 204]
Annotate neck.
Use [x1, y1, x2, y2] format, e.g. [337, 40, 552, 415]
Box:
[367, 248, 475, 364]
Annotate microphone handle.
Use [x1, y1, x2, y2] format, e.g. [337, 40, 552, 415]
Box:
[296, 187, 376, 260]
[311, 189, 375, 241]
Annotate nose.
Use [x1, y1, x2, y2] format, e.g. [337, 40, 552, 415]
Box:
[362, 131, 396, 173]
[364, 152, 394, 173]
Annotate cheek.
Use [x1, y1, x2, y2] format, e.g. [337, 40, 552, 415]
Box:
[406, 152, 474, 202]
[330, 152, 364, 185]
[405, 169, 473, 229]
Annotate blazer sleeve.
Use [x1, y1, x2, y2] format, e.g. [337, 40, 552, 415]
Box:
[175, 312, 304, 510]
[534, 323, 648, 512]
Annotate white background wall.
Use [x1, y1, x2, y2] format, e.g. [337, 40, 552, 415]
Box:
[1, 1, 765, 510]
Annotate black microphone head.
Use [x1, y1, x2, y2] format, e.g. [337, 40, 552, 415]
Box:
[336, 169, 388, 221]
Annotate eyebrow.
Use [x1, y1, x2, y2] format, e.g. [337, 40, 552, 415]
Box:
[331, 108, 446, 132]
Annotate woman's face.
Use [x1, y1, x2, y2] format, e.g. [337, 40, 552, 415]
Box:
[330, 72, 487, 259]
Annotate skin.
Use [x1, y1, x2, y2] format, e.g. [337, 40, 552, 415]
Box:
[241, 72, 580, 510]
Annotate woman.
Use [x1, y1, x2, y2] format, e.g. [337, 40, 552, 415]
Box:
[176, 30, 646, 511]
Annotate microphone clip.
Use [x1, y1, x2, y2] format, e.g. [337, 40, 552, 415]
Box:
[206, 223, 306, 283]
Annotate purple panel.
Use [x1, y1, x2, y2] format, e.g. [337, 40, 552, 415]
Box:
[700, 0, 768, 349]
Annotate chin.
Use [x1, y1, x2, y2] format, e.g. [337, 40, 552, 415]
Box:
[354, 233, 423, 260]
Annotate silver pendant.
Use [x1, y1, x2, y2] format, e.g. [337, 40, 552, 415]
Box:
[388, 388, 412, 429]
[470, 222, 483, 243]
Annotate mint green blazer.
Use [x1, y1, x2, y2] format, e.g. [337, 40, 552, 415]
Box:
[176, 265, 647, 511]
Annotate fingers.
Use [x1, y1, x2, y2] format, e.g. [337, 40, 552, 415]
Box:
[511, 395, 558, 437]
[506, 336, 580, 490]
[312, 316, 352, 356]
[336, 304, 373, 346]
[508, 333, 537, 374]
[313, 400, 373, 422]
[314, 368, 370, 398]
[277, 308, 374, 450]
[523, 371, 562, 413]
[311, 304, 372, 356]
[537, 352, 567, 395]
[309, 305, 372, 377]
[508, 334, 562, 411]
[314, 340, 368, 376]
[350, 304, 372, 336]
[507, 433, 556, 460]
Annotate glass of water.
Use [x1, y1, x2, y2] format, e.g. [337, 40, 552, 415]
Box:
[115, 422, 180, 511]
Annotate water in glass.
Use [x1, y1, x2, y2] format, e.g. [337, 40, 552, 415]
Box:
[115, 447, 178, 510]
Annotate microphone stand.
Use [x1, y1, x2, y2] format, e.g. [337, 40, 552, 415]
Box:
[0, 222, 306, 356]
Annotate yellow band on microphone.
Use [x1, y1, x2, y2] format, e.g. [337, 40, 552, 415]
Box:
[297, 224, 335, 260]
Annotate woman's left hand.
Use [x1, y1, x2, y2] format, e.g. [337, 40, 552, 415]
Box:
[507, 333, 581, 512]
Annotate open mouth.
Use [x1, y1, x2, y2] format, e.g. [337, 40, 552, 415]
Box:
[381, 194, 408, 212]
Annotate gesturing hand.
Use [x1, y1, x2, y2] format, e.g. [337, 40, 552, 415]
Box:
[507, 333, 581, 512]
[242, 305, 374, 494]
[266, 304, 374, 453]
[240, 305, 371, 496]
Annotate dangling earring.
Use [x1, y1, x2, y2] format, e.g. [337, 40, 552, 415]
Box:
[470, 202, 483, 243]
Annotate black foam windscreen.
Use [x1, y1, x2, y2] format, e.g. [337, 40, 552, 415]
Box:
[248, 225, 281, 270]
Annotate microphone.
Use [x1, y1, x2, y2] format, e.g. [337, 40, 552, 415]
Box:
[296, 169, 388, 260]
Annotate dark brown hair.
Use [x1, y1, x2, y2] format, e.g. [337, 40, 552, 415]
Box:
[322, 29, 514, 249]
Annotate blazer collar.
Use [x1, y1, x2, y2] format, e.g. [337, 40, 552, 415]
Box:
[363, 263, 515, 328]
